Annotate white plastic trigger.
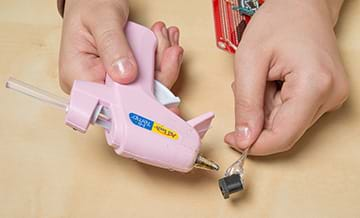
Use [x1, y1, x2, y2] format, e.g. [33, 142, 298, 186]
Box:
[154, 80, 181, 107]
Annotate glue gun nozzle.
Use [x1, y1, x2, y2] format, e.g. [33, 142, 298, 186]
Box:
[194, 155, 220, 171]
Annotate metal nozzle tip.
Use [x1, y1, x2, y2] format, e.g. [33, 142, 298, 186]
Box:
[194, 155, 220, 171]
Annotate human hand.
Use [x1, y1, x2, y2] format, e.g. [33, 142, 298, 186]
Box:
[59, 0, 183, 95]
[225, 0, 349, 155]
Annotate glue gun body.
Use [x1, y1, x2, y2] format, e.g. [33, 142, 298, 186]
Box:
[64, 22, 216, 172]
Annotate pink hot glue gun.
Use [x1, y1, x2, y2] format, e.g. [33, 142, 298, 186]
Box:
[6, 22, 220, 172]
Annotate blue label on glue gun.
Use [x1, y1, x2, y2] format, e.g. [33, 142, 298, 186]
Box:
[129, 113, 179, 140]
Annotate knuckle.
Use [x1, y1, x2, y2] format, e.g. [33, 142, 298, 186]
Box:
[326, 68, 350, 111]
[316, 71, 333, 94]
[235, 98, 261, 114]
[59, 77, 71, 94]
[97, 29, 117, 52]
[58, 67, 72, 94]
[306, 69, 333, 98]
[335, 74, 350, 104]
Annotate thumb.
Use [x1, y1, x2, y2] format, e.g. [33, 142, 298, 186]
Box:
[87, 11, 137, 84]
[225, 47, 270, 150]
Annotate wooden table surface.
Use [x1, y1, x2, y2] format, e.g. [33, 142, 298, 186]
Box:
[1, 0, 359, 217]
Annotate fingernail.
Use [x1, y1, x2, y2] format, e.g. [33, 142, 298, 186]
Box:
[161, 26, 168, 38]
[111, 58, 134, 78]
[235, 126, 251, 141]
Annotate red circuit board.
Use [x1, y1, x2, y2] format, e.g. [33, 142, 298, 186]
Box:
[212, 0, 264, 54]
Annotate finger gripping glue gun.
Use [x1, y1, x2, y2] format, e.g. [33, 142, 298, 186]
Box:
[6, 22, 220, 173]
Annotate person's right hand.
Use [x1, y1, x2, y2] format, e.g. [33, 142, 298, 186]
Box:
[59, 0, 184, 95]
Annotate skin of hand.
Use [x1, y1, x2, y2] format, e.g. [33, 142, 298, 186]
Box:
[225, 0, 349, 155]
[58, 0, 183, 99]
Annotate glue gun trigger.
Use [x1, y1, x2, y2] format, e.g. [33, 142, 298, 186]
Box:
[153, 80, 181, 107]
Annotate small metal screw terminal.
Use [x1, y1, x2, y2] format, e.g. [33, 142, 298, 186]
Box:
[218, 174, 244, 199]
